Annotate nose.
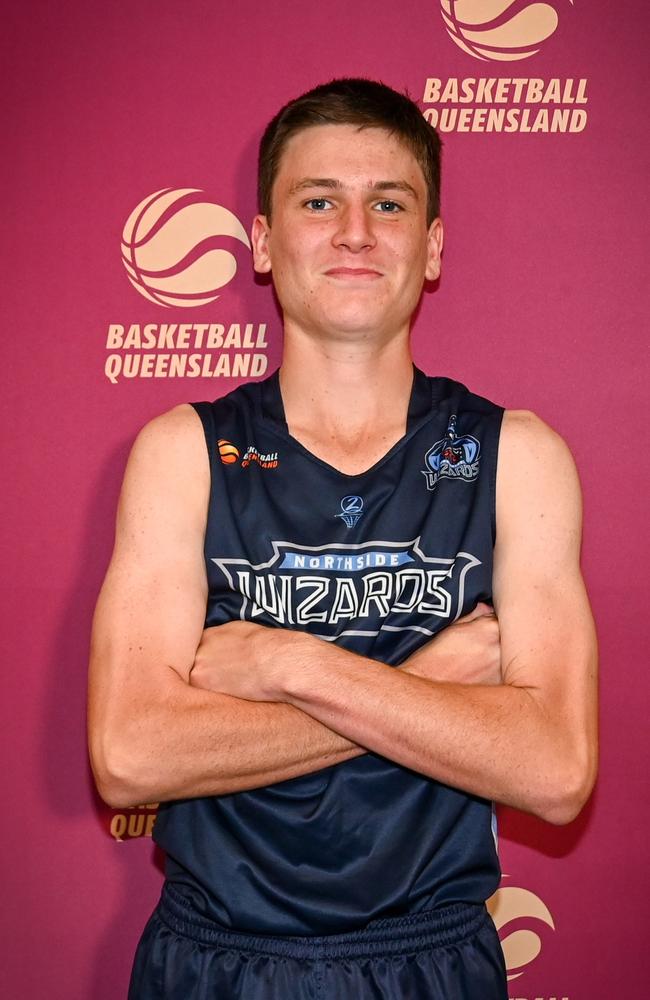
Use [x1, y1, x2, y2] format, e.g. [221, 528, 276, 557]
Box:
[332, 204, 377, 253]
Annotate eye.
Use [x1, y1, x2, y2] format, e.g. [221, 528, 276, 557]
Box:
[304, 198, 333, 211]
[374, 200, 402, 213]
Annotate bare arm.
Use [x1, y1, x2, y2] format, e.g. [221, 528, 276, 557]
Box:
[88, 405, 365, 808]
[204, 411, 597, 825]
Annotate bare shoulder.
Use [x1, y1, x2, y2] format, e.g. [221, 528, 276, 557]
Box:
[500, 409, 577, 472]
[115, 403, 209, 555]
[130, 402, 206, 466]
[499, 408, 581, 496]
[124, 403, 208, 489]
[496, 409, 583, 555]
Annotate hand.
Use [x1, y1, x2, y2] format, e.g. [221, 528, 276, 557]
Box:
[402, 603, 501, 686]
[190, 620, 296, 702]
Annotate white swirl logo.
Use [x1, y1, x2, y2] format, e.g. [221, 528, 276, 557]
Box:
[121, 188, 251, 308]
[487, 883, 555, 980]
[440, 0, 573, 61]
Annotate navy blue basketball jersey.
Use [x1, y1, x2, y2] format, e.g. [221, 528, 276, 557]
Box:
[153, 367, 504, 935]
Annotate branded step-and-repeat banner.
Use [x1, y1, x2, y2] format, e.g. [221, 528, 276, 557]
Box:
[3, 2, 648, 997]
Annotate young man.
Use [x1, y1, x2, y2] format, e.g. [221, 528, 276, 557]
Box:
[88, 79, 598, 999]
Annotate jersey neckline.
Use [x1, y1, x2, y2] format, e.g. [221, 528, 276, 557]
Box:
[256, 365, 442, 481]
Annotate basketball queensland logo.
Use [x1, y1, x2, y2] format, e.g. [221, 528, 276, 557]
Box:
[108, 803, 159, 842]
[103, 189, 270, 382]
[218, 439, 240, 465]
[439, 0, 573, 62]
[121, 187, 250, 308]
[424, 2, 588, 134]
[487, 878, 569, 998]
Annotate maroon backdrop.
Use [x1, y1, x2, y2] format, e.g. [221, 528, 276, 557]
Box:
[2, 2, 648, 997]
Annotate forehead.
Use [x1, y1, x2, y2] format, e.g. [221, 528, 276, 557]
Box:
[274, 124, 426, 190]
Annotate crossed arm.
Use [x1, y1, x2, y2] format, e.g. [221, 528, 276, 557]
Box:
[88, 404, 597, 824]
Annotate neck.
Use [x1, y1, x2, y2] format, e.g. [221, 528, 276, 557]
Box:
[277, 329, 416, 474]
[281, 327, 413, 423]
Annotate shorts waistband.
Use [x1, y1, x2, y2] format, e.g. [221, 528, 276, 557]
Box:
[157, 883, 488, 960]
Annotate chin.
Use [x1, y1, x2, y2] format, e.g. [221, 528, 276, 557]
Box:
[319, 320, 398, 343]
[311, 300, 392, 334]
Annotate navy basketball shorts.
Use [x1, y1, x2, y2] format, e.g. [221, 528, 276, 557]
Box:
[128, 883, 507, 999]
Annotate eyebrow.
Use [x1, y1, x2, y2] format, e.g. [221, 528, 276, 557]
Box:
[290, 178, 419, 199]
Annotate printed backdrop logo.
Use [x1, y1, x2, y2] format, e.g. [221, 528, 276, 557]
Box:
[108, 803, 158, 842]
[487, 880, 556, 982]
[121, 188, 251, 307]
[440, 0, 573, 62]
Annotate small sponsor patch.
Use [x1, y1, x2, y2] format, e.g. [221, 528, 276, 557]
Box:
[218, 439, 240, 465]
[241, 445, 279, 469]
[336, 495, 364, 528]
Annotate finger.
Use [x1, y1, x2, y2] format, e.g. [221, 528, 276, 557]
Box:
[458, 602, 493, 623]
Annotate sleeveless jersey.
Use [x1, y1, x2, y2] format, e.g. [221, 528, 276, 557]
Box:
[153, 367, 504, 935]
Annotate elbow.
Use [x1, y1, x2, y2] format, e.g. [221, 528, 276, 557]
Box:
[92, 770, 144, 811]
[538, 780, 593, 827]
[89, 730, 157, 809]
[532, 746, 598, 826]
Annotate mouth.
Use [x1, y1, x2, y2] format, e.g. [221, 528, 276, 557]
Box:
[324, 267, 383, 280]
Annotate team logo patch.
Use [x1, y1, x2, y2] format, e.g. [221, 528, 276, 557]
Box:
[241, 445, 279, 469]
[337, 495, 364, 528]
[422, 415, 480, 490]
[218, 439, 239, 464]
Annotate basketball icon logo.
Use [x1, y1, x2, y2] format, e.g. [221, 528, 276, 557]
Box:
[439, 0, 572, 62]
[218, 440, 240, 465]
[121, 188, 251, 308]
[487, 882, 556, 980]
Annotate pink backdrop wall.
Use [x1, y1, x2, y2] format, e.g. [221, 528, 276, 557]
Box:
[3, 2, 648, 997]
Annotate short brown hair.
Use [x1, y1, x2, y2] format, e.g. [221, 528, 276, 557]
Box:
[258, 78, 442, 225]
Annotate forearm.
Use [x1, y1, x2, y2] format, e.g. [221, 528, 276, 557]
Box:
[90, 668, 364, 808]
[169, 607, 502, 812]
[280, 638, 595, 824]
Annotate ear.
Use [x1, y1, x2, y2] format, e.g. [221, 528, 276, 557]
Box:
[424, 217, 444, 282]
[251, 215, 272, 273]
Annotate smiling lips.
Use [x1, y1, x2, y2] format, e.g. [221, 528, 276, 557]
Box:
[324, 267, 383, 279]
